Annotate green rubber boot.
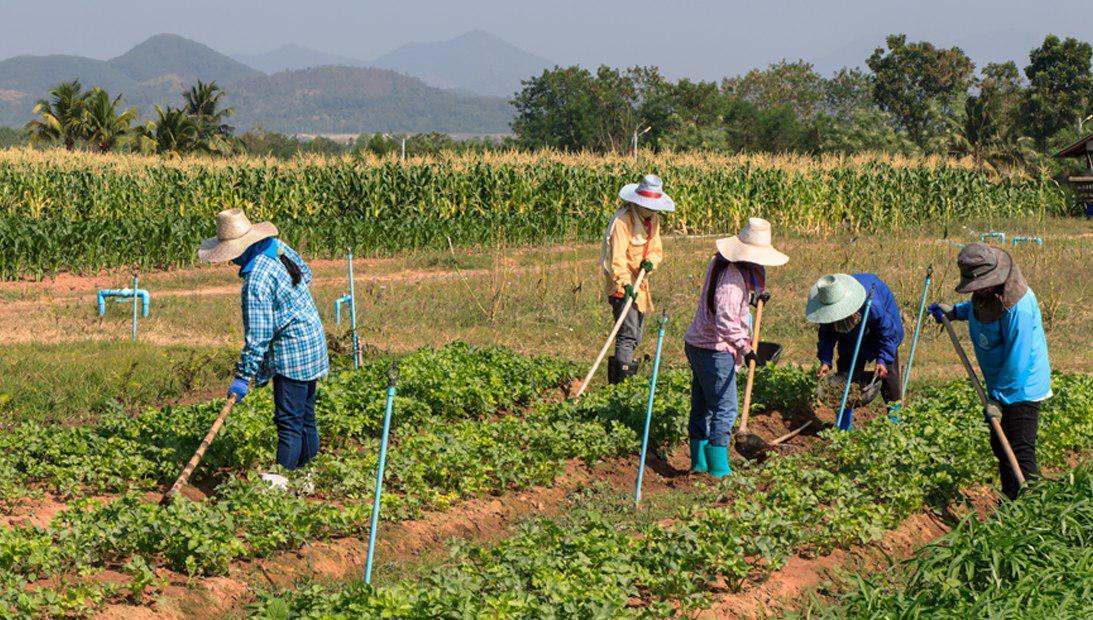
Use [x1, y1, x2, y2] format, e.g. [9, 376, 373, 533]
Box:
[704, 444, 732, 477]
[689, 438, 708, 472]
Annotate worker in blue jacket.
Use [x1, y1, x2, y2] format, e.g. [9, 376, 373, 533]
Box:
[930, 243, 1050, 500]
[806, 273, 904, 429]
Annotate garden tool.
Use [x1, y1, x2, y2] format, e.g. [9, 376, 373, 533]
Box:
[634, 311, 668, 507]
[161, 394, 237, 505]
[574, 268, 647, 398]
[365, 361, 399, 584]
[901, 265, 932, 404]
[835, 284, 875, 432]
[734, 297, 772, 461]
[939, 316, 1025, 489]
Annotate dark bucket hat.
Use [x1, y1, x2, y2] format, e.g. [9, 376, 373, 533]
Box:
[955, 242, 1012, 293]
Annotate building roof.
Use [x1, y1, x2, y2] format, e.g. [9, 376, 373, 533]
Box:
[1054, 133, 1093, 158]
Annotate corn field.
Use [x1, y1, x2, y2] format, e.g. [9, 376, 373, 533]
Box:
[0, 148, 1070, 279]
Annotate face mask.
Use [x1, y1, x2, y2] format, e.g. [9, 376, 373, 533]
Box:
[833, 313, 860, 334]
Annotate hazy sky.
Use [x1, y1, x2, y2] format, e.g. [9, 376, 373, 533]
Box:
[1, 0, 1090, 79]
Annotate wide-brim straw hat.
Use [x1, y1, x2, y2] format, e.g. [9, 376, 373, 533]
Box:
[198, 208, 279, 263]
[619, 174, 675, 212]
[715, 217, 789, 266]
[805, 274, 866, 324]
[955, 242, 1012, 293]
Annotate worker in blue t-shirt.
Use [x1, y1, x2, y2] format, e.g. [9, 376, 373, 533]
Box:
[931, 243, 1051, 500]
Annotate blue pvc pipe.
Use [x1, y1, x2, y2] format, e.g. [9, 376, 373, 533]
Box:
[131, 273, 139, 342]
[980, 232, 1006, 245]
[97, 288, 150, 317]
[348, 246, 360, 370]
[836, 285, 875, 431]
[365, 362, 398, 585]
[334, 295, 351, 324]
[1012, 236, 1043, 248]
[901, 267, 932, 402]
[635, 312, 668, 507]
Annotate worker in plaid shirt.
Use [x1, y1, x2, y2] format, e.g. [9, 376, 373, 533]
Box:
[199, 209, 329, 476]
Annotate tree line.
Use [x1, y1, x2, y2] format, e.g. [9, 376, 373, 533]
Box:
[512, 34, 1093, 172]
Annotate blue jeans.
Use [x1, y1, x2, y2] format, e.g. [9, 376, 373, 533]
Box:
[272, 375, 320, 470]
[685, 343, 739, 447]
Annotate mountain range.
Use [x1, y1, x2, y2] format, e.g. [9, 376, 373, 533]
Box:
[0, 31, 553, 134]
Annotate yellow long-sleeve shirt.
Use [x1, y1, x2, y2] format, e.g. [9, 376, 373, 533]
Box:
[600, 204, 664, 314]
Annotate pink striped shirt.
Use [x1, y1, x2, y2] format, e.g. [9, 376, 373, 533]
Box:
[684, 257, 762, 365]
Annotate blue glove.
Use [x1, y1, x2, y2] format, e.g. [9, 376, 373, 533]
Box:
[928, 303, 954, 324]
[228, 377, 249, 401]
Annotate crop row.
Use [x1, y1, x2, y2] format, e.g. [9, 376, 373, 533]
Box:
[816, 464, 1091, 618]
[0, 148, 1070, 278]
[250, 373, 1092, 618]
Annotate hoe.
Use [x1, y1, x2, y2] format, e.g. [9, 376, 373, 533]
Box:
[160, 395, 237, 505]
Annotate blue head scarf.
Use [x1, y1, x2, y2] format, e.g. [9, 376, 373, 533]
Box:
[232, 238, 279, 277]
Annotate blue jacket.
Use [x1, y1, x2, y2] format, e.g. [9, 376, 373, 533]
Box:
[817, 273, 904, 367]
[953, 289, 1051, 404]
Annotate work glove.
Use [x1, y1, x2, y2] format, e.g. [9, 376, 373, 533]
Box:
[983, 401, 1003, 424]
[640, 259, 655, 273]
[228, 377, 250, 401]
[748, 290, 771, 308]
[743, 350, 759, 368]
[928, 303, 955, 324]
[623, 283, 638, 302]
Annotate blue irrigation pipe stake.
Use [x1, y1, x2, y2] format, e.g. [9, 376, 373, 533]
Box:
[635, 311, 668, 508]
[836, 284, 875, 431]
[901, 265, 932, 403]
[347, 246, 360, 370]
[364, 361, 398, 585]
[131, 268, 139, 343]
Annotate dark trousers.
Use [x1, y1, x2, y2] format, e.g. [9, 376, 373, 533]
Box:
[837, 349, 902, 404]
[608, 296, 644, 364]
[272, 375, 320, 471]
[992, 401, 1041, 500]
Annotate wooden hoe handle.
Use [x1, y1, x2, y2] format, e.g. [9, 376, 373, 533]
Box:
[738, 298, 765, 434]
[574, 268, 648, 398]
[161, 395, 237, 504]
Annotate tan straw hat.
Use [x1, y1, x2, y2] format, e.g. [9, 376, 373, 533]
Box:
[715, 217, 789, 266]
[198, 209, 279, 263]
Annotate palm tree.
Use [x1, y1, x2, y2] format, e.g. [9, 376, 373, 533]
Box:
[79, 88, 138, 153]
[24, 80, 88, 150]
[183, 80, 235, 153]
[134, 105, 201, 156]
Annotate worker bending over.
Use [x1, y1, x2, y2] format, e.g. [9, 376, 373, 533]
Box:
[806, 273, 904, 429]
[600, 174, 671, 383]
[930, 243, 1050, 500]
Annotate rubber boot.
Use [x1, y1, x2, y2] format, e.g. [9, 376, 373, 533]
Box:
[607, 356, 622, 385]
[689, 438, 708, 472]
[620, 359, 639, 381]
[837, 407, 854, 431]
[887, 404, 902, 424]
[704, 444, 732, 477]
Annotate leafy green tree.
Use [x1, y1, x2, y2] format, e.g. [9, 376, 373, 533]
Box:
[24, 80, 88, 150]
[183, 80, 236, 153]
[79, 88, 137, 153]
[723, 60, 826, 119]
[867, 34, 975, 149]
[1019, 35, 1093, 147]
[134, 105, 201, 156]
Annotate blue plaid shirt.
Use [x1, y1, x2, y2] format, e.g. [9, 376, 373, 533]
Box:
[236, 241, 329, 386]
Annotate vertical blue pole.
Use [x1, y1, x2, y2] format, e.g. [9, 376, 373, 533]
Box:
[900, 266, 932, 402]
[365, 362, 397, 585]
[836, 285, 875, 431]
[347, 246, 360, 370]
[635, 312, 668, 507]
[131, 270, 139, 343]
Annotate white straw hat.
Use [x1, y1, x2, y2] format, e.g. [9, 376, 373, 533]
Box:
[197, 208, 279, 263]
[805, 274, 866, 324]
[715, 218, 789, 266]
[619, 174, 675, 212]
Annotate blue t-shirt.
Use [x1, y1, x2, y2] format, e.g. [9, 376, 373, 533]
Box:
[953, 289, 1051, 404]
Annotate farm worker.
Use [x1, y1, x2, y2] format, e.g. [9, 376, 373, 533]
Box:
[929, 243, 1050, 500]
[198, 208, 329, 485]
[683, 218, 788, 476]
[806, 273, 904, 430]
[600, 174, 672, 384]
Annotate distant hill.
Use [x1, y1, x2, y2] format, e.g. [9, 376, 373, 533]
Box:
[0, 33, 513, 133]
[230, 66, 513, 133]
[370, 30, 552, 98]
[232, 44, 369, 74]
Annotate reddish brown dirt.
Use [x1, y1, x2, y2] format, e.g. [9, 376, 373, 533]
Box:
[700, 511, 952, 619]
